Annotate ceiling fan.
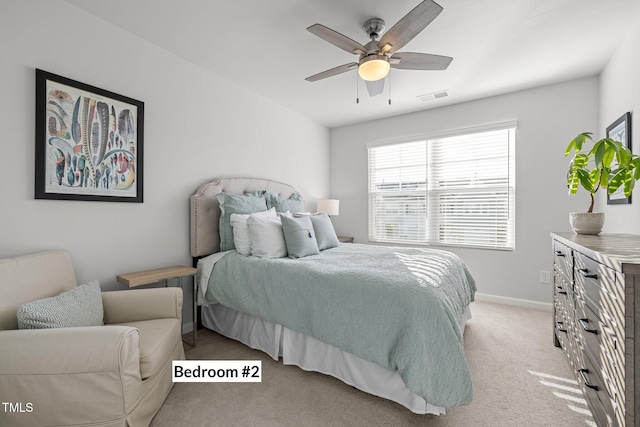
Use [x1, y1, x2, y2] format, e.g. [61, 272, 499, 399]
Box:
[305, 0, 452, 97]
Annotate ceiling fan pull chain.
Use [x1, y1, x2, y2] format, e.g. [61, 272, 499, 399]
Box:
[356, 72, 359, 104]
[388, 74, 392, 105]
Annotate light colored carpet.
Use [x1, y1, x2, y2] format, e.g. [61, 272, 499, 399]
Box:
[152, 301, 593, 427]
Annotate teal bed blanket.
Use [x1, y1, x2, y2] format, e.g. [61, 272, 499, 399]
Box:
[204, 243, 476, 407]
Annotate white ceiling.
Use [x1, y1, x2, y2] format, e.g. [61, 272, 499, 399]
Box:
[65, 0, 640, 128]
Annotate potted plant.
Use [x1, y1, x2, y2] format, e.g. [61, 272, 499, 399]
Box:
[565, 132, 640, 234]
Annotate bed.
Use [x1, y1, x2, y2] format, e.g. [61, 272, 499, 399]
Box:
[190, 177, 476, 414]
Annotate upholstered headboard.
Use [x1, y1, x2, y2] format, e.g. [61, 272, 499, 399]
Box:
[190, 177, 299, 258]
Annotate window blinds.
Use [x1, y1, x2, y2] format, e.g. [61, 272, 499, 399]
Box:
[368, 141, 427, 243]
[368, 126, 515, 250]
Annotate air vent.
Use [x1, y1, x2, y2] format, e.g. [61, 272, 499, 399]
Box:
[417, 90, 449, 102]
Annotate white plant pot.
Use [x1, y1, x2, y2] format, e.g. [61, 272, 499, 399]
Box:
[569, 212, 605, 235]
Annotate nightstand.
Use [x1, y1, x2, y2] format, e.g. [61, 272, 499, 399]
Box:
[338, 236, 354, 243]
[117, 266, 198, 346]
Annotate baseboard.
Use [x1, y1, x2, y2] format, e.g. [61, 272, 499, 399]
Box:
[475, 292, 552, 312]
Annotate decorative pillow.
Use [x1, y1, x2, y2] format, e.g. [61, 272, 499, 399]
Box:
[247, 215, 288, 258]
[217, 192, 268, 251]
[265, 192, 304, 213]
[17, 280, 104, 329]
[310, 213, 340, 250]
[230, 208, 277, 256]
[281, 215, 320, 258]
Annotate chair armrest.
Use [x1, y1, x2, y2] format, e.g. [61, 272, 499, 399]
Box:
[0, 326, 139, 375]
[0, 327, 143, 426]
[102, 287, 183, 324]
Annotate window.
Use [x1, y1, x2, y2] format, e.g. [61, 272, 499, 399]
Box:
[368, 125, 515, 250]
[368, 141, 427, 243]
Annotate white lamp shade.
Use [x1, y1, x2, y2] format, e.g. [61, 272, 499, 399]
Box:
[317, 199, 339, 216]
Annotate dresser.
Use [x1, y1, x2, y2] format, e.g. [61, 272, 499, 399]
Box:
[552, 232, 640, 427]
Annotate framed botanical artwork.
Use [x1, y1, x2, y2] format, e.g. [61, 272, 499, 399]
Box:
[606, 112, 632, 205]
[35, 69, 144, 202]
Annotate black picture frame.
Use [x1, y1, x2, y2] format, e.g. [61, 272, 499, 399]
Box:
[606, 112, 632, 205]
[35, 69, 144, 202]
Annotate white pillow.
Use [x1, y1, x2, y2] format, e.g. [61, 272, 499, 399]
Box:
[230, 208, 276, 256]
[246, 215, 287, 258]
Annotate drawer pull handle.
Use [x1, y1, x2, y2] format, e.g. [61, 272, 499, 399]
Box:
[555, 285, 567, 295]
[555, 321, 567, 333]
[578, 318, 598, 335]
[554, 251, 565, 257]
[577, 268, 598, 279]
[578, 369, 598, 391]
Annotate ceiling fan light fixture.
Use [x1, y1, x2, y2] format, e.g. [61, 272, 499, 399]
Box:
[358, 55, 390, 81]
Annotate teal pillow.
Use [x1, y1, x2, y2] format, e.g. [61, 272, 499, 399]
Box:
[17, 280, 104, 329]
[217, 192, 268, 251]
[281, 215, 319, 258]
[310, 213, 339, 250]
[266, 192, 304, 213]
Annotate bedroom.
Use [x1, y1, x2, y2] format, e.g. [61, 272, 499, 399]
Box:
[1, 0, 640, 426]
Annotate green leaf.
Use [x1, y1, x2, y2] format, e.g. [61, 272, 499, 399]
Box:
[600, 166, 610, 188]
[608, 169, 626, 194]
[618, 145, 631, 165]
[593, 141, 606, 168]
[565, 133, 591, 156]
[625, 174, 635, 196]
[577, 169, 594, 193]
[572, 153, 589, 168]
[564, 141, 575, 157]
[602, 145, 615, 168]
[567, 174, 580, 195]
[632, 157, 640, 180]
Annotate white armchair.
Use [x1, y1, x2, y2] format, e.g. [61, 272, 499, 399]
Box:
[0, 250, 185, 427]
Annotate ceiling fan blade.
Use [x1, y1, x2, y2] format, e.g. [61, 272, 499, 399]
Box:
[307, 24, 368, 55]
[365, 79, 385, 97]
[390, 52, 452, 70]
[305, 63, 358, 82]
[378, 0, 443, 55]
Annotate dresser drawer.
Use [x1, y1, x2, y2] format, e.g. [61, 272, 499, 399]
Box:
[553, 272, 571, 330]
[579, 349, 618, 427]
[573, 252, 624, 337]
[575, 296, 618, 358]
[553, 269, 572, 302]
[553, 265, 582, 369]
[555, 289, 584, 370]
[575, 296, 622, 398]
[568, 308, 585, 371]
[554, 293, 569, 350]
[553, 240, 572, 283]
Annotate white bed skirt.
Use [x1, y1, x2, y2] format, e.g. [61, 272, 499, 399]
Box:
[201, 304, 471, 414]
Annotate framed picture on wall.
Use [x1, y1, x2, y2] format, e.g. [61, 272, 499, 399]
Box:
[606, 111, 632, 205]
[35, 69, 144, 202]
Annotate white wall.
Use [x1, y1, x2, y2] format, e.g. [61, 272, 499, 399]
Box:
[330, 78, 598, 304]
[598, 17, 640, 231]
[0, 1, 330, 329]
